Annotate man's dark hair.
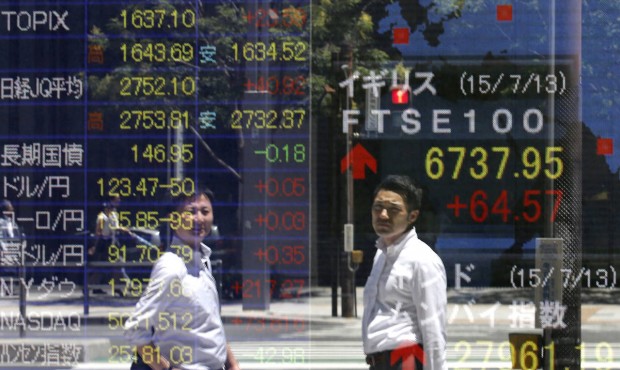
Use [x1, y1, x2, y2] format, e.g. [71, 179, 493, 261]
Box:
[159, 179, 216, 249]
[373, 175, 422, 212]
[164, 182, 215, 215]
[1, 199, 12, 213]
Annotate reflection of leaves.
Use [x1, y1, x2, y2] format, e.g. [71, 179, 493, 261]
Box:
[88, 26, 109, 49]
[86, 0, 249, 181]
[311, 0, 395, 116]
[88, 75, 117, 100]
[396, 0, 464, 47]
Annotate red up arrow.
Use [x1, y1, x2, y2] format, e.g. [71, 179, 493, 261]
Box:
[390, 343, 426, 370]
[340, 143, 377, 180]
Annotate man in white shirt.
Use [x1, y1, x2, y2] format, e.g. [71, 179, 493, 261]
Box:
[362, 175, 447, 370]
[124, 186, 240, 370]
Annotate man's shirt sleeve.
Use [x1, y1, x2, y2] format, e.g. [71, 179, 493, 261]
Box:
[411, 258, 447, 370]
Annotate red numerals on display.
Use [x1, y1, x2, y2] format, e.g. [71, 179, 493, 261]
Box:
[229, 317, 306, 333]
[245, 7, 307, 29]
[254, 245, 306, 265]
[231, 278, 306, 299]
[243, 75, 306, 96]
[447, 189, 563, 223]
[254, 177, 306, 197]
[254, 210, 306, 231]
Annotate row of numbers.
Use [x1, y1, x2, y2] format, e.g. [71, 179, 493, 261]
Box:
[109, 41, 309, 66]
[254, 210, 306, 232]
[115, 210, 192, 230]
[253, 347, 306, 364]
[119, 109, 305, 131]
[120, 8, 196, 30]
[231, 41, 307, 62]
[254, 177, 306, 198]
[426, 146, 563, 181]
[109, 345, 192, 364]
[452, 340, 617, 369]
[231, 109, 305, 129]
[108, 275, 193, 298]
[119, 76, 195, 97]
[253, 245, 306, 266]
[108, 311, 192, 331]
[130, 143, 193, 164]
[446, 189, 563, 224]
[120, 7, 307, 31]
[254, 143, 306, 164]
[510, 266, 617, 289]
[107, 244, 193, 264]
[244, 75, 306, 96]
[231, 317, 306, 334]
[97, 177, 195, 198]
[119, 110, 190, 130]
[119, 42, 308, 67]
[120, 42, 194, 63]
[460, 71, 567, 96]
[98, 143, 306, 168]
[230, 278, 306, 299]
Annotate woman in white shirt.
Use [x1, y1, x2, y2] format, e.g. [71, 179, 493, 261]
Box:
[124, 184, 240, 370]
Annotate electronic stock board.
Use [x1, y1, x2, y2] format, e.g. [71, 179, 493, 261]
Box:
[0, 0, 311, 367]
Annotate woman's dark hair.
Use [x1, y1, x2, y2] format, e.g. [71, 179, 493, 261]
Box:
[158, 180, 215, 249]
[373, 175, 422, 212]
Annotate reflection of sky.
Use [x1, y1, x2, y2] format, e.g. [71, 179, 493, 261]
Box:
[378, 1, 579, 57]
[581, 1, 620, 172]
[379, 1, 620, 171]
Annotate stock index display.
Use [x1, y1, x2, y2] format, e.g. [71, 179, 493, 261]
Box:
[0, 0, 310, 368]
[325, 1, 590, 369]
[1, 1, 619, 369]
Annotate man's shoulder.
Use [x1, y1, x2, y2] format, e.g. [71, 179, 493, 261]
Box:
[157, 251, 186, 265]
[151, 252, 187, 279]
[402, 238, 444, 265]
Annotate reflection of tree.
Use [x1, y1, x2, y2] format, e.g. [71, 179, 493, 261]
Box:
[311, 0, 396, 115]
[395, 0, 465, 47]
[86, 1, 248, 179]
[311, 0, 467, 114]
[312, 0, 468, 284]
[312, 0, 396, 285]
[90, 1, 246, 106]
[85, 1, 251, 243]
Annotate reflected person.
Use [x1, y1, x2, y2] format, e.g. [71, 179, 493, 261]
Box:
[0, 199, 21, 270]
[124, 183, 240, 370]
[88, 200, 127, 295]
